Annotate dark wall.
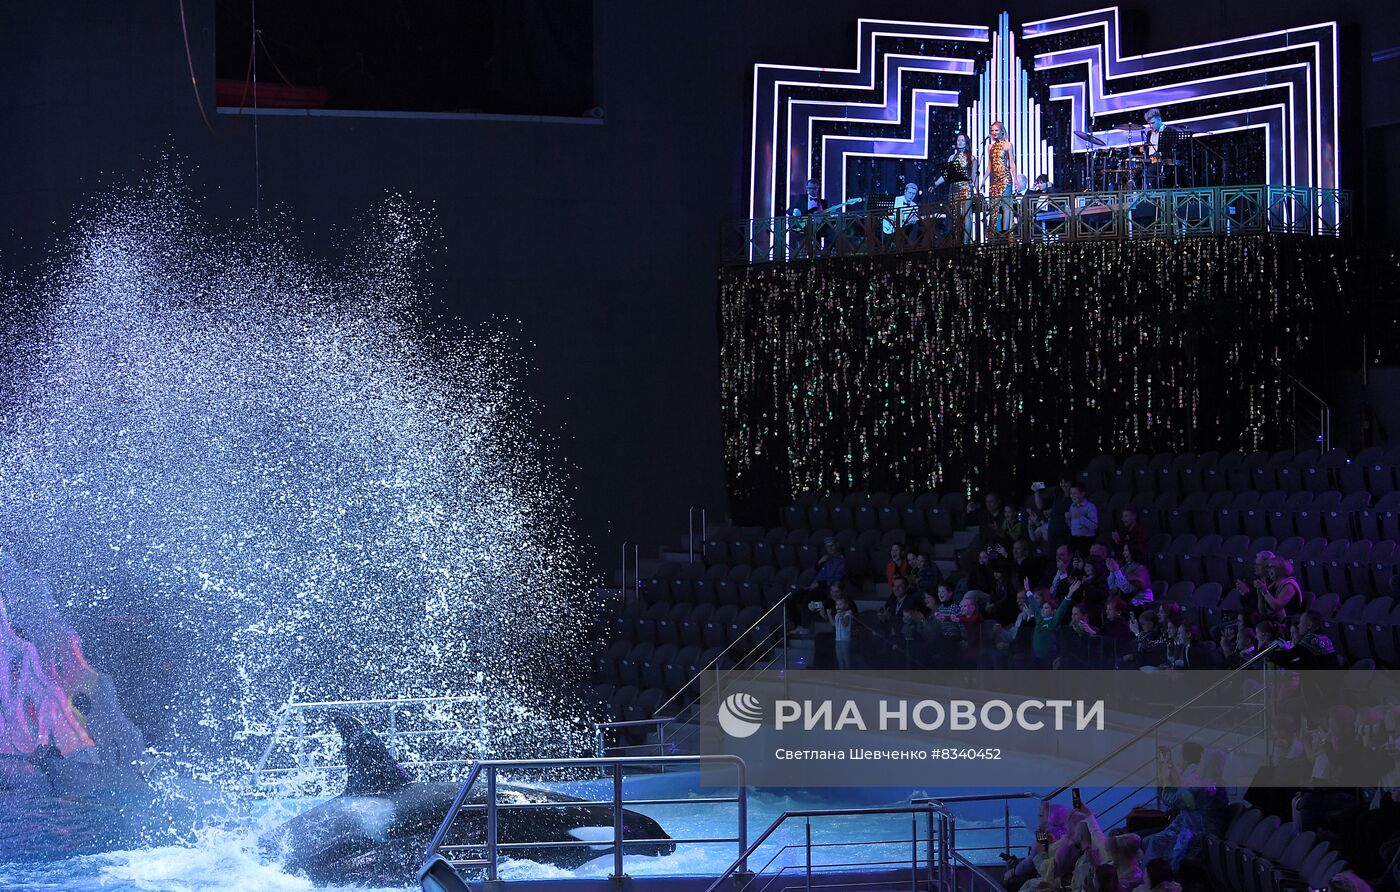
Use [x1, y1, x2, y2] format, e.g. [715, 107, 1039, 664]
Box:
[2, 1, 1397, 570]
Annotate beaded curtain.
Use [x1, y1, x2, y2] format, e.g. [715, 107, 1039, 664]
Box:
[719, 235, 1363, 520]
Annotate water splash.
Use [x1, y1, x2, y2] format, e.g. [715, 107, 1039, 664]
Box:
[0, 181, 598, 786]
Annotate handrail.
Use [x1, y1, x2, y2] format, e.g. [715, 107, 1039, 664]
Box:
[703, 803, 945, 892]
[1269, 360, 1332, 451]
[423, 754, 747, 883]
[653, 591, 792, 717]
[689, 505, 708, 563]
[1041, 640, 1280, 802]
[245, 694, 485, 790]
[620, 541, 639, 602]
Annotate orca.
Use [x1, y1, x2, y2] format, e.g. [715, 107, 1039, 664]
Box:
[259, 712, 674, 885]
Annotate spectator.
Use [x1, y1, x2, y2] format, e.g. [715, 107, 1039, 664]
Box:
[1111, 508, 1150, 554]
[968, 543, 1005, 594]
[1294, 705, 1369, 832]
[1104, 831, 1145, 892]
[796, 535, 847, 630]
[878, 575, 919, 636]
[986, 589, 1036, 668]
[1233, 626, 1258, 664]
[1066, 485, 1099, 555]
[1048, 475, 1075, 546]
[823, 593, 856, 669]
[1122, 610, 1167, 667]
[1233, 550, 1275, 622]
[1001, 538, 1048, 588]
[1254, 619, 1283, 653]
[1027, 587, 1072, 668]
[1134, 857, 1178, 892]
[1256, 555, 1302, 620]
[1001, 504, 1026, 543]
[886, 543, 911, 588]
[1098, 597, 1134, 662]
[938, 593, 984, 667]
[1096, 864, 1129, 892]
[1004, 802, 1071, 891]
[910, 550, 942, 597]
[1106, 545, 1154, 606]
[1143, 744, 1228, 869]
[1273, 610, 1337, 670]
[1057, 603, 1100, 668]
[1027, 487, 1056, 544]
[1046, 544, 1073, 592]
[1217, 621, 1243, 669]
[966, 491, 1006, 545]
[810, 535, 847, 589]
[900, 599, 930, 668]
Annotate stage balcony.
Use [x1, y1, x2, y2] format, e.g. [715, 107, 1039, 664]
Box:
[723, 184, 1351, 266]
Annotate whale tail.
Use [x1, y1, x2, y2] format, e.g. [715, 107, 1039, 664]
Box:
[327, 710, 411, 795]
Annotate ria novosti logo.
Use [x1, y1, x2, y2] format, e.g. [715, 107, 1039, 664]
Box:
[717, 692, 764, 738]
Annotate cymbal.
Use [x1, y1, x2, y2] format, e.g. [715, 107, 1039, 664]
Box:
[1112, 122, 1142, 132]
[1074, 129, 1106, 147]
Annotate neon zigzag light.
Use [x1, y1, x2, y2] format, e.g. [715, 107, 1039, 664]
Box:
[1022, 7, 1339, 191]
[750, 19, 989, 221]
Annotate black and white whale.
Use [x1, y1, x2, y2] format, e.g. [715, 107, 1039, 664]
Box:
[258, 712, 674, 884]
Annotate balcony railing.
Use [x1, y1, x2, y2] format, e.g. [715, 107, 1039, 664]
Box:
[723, 185, 1352, 266]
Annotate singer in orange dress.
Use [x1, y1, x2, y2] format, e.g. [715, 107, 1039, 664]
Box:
[986, 120, 1017, 197]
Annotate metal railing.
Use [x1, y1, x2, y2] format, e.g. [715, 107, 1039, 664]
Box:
[246, 694, 487, 795]
[723, 185, 1353, 265]
[601, 592, 792, 758]
[690, 505, 709, 563]
[1270, 362, 1332, 453]
[706, 792, 1038, 892]
[594, 716, 677, 757]
[422, 755, 748, 883]
[1041, 639, 1280, 806]
[620, 541, 640, 603]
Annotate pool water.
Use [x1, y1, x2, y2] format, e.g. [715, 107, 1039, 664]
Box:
[0, 774, 1040, 891]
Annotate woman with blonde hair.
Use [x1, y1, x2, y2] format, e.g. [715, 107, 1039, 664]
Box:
[1255, 555, 1301, 620]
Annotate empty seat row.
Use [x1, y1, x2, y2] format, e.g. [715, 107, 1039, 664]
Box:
[608, 602, 777, 652]
[594, 645, 726, 700]
[704, 526, 911, 572]
[1204, 808, 1347, 892]
[1151, 533, 1400, 599]
[643, 563, 815, 606]
[782, 491, 970, 533]
[1079, 448, 1400, 498]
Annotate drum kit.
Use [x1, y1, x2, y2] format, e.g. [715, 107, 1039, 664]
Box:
[1074, 124, 1186, 191]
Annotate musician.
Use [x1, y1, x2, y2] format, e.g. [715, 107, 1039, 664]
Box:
[882, 181, 922, 236]
[1030, 173, 1053, 193]
[797, 178, 829, 214]
[1140, 108, 1185, 188]
[790, 178, 831, 255]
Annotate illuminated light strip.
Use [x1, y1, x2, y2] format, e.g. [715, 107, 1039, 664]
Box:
[1045, 69, 1304, 186]
[829, 92, 966, 200]
[786, 54, 976, 197]
[751, 19, 989, 220]
[1020, 7, 1337, 191]
[965, 13, 1056, 192]
[1039, 57, 1310, 186]
[1046, 98, 1290, 186]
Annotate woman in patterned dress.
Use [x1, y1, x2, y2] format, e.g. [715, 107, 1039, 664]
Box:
[934, 133, 974, 242]
[986, 120, 1018, 233]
